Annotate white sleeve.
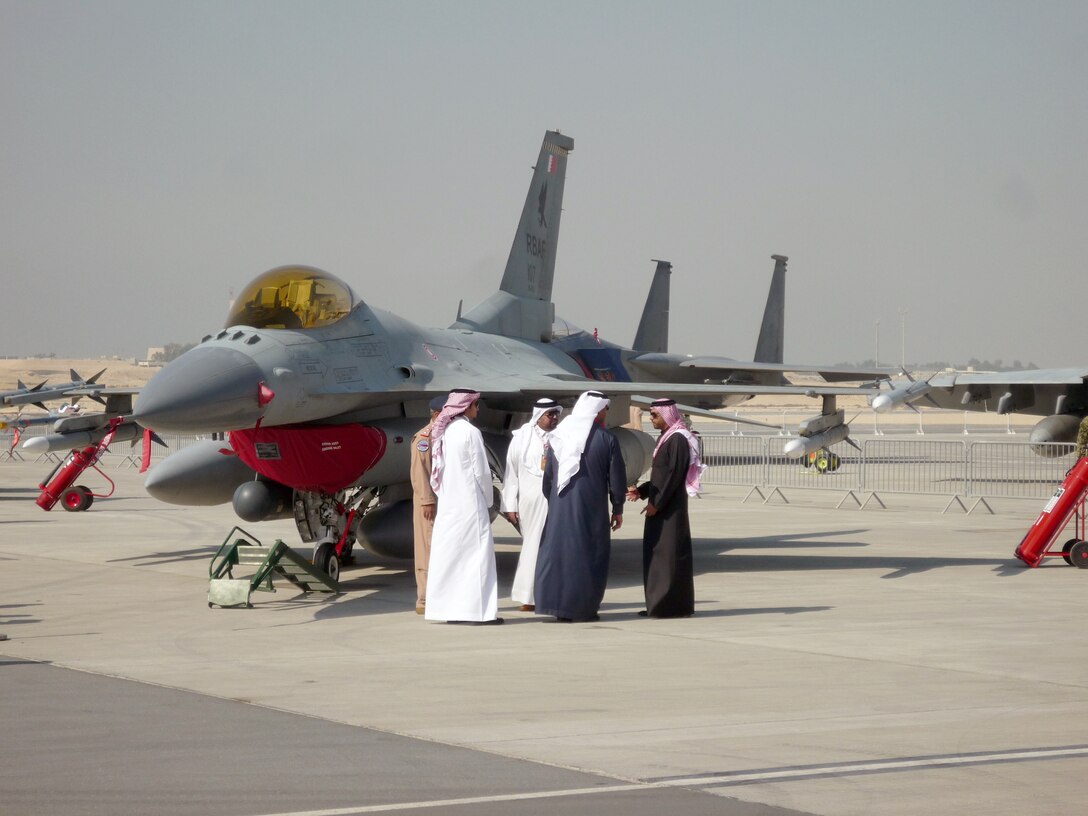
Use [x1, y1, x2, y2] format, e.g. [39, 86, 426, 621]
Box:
[500, 433, 520, 513]
[471, 428, 492, 503]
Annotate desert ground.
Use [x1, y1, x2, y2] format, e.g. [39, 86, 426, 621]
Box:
[0, 357, 158, 392]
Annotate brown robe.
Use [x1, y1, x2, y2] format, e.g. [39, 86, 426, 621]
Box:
[409, 423, 437, 606]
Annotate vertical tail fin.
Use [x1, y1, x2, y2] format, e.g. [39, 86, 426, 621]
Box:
[454, 130, 573, 341]
[632, 260, 672, 353]
[499, 131, 573, 301]
[753, 254, 787, 364]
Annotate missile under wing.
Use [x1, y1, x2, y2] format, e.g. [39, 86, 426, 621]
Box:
[2, 368, 109, 409]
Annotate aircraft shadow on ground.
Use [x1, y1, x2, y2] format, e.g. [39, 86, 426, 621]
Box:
[0, 601, 43, 630]
[0, 488, 43, 501]
[593, 601, 834, 622]
[109, 547, 223, 567]
[691, 534, 1013, 578]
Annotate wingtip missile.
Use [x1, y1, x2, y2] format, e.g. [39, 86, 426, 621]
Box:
[871, 380, 932, 413]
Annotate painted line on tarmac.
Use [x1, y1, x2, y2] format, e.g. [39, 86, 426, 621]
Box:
[249, 784, 651, 816]
[649, 743, 1088, 788]
[247, 744, 1088, 816]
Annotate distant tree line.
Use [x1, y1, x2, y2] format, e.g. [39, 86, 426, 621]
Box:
[152, 343, 197, 363]
[841, 359, 1039, 371]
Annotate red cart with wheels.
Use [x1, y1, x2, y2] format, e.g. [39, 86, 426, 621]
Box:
[1015, 456, 1088, 568]
[35, 417, 122, 512]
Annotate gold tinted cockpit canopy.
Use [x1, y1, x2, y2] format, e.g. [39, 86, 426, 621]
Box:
[225, 266, 356, 330]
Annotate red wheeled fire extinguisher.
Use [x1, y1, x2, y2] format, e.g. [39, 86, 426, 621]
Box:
[1015, 456, 1088, 567]
[36, 445, 102, 511]
[35, 417, 122, 512]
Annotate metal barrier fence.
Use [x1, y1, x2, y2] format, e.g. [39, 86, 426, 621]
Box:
[862, 440, 968, 497]
[967, 442, 1076, 500]
[3, 426, 1077, 504]
[700, 433, 1075, 502]
[1, 427, 209, 468]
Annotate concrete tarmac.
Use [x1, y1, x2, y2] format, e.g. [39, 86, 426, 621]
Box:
[1, 458, 1086, 816]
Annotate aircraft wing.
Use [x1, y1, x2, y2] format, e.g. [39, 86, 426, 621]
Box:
[516, 379, 881, 407]
[631, 353, 892, 385]
[298, 379, 880, 420]
[684, 359, 893, 384]
[919, 369, 1088, 416]
[928, 369, 1088, 386]
[635, 352, 887, 385]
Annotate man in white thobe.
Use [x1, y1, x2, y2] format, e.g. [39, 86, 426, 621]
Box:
[501, 397, 562, 611]
[425, 389, 502, 625]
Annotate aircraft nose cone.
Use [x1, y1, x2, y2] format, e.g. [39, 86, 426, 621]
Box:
[135, 346, 265, 433]
[871, 394, 893, 413]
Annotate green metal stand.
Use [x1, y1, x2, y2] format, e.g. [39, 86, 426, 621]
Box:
[208, 527, 339, 608]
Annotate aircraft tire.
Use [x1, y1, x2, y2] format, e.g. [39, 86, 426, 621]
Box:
[313, 541, 340, 582]
[1069, 540, 1088, 569]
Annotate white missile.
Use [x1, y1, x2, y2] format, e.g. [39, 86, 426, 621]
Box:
[871, 381, 932, 413]
[22, 421, 141, 454]
[783, 423, 851, 458]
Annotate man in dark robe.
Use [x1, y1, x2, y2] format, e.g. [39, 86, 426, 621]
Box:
[627, 398, 705, 618]
[535, 391, 626, 622]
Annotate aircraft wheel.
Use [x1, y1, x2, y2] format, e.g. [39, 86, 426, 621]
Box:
[815, 451, 831, 473]
[802, 454, 813, 468]
[827, 453, 841, 472]
[61, 486, 91, 512]
[313, 541, 340, 582]
[1069, 541, 1088, 569]
[1062, 538, 1080, 566]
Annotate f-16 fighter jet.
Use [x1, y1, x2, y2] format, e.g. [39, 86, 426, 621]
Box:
[126, 130, 887, 577]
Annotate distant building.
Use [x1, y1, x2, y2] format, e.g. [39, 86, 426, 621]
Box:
[138, 347, 166, 368]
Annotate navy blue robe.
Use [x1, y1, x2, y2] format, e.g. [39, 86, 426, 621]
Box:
[635, 434, 695, 617]
[534, 424, 627, 621]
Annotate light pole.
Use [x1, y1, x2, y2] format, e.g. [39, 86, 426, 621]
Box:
[898, 307, 909, 369]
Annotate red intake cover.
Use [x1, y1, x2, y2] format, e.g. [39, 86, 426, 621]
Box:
[229, 424, 386, 493]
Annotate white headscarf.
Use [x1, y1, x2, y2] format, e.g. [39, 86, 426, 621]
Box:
[512, 398, 563, 470]
[429, 389, 480, 491]
[548, 391, 609, 493]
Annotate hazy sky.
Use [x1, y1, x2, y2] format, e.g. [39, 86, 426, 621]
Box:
[3, 1, 1086, 368]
